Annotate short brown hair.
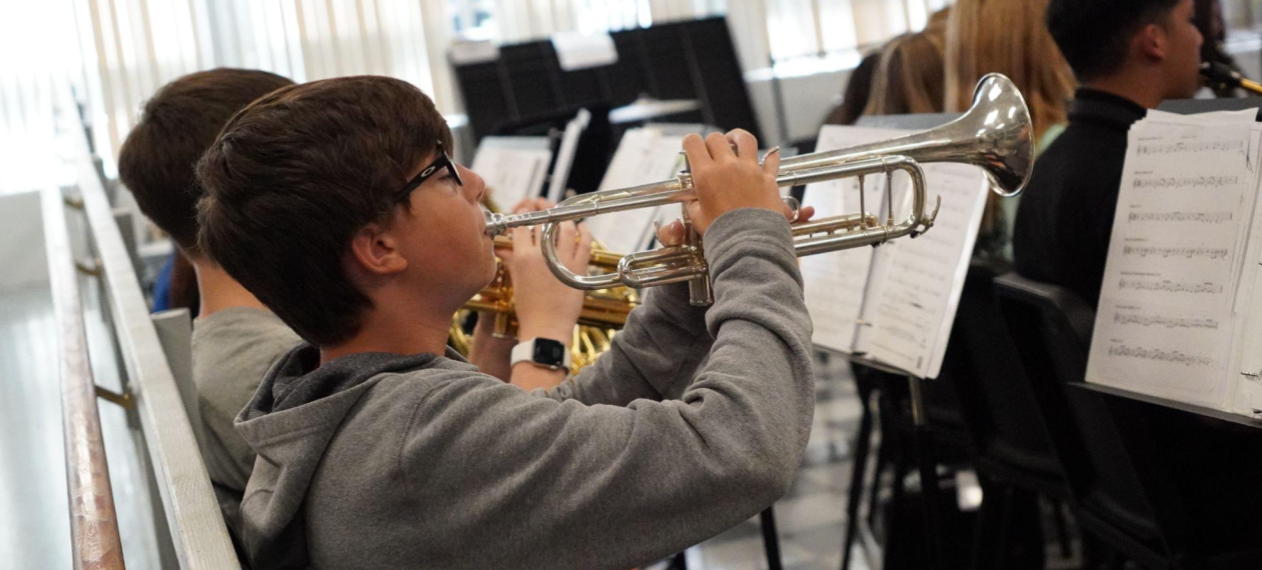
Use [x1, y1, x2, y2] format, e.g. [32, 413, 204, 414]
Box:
[118, 68, 293, 255]
[197, 76, 453, 346]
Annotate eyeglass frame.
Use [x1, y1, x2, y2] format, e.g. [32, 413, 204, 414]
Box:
[392, 142, 463, 203]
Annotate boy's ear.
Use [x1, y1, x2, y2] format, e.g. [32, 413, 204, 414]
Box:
[348, 222, 408, 276]
[1136, 22, 1168, 63]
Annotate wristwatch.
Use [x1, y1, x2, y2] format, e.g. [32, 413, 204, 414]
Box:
[510, 338, 572, 371]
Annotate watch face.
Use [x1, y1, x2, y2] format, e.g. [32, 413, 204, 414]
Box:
[532, 338, 567, 366]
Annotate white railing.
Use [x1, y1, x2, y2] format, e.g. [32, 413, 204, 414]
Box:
[52, 85, 242, 569]
[43, 185, 128, 570]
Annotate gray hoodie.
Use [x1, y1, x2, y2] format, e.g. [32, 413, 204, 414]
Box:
[234, 208, 815, 570]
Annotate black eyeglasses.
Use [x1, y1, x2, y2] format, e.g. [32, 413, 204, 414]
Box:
[393, 142, 463, 202]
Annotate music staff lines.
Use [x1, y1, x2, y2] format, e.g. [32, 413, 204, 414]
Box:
[1121, 245, 1229, 260]
[1127, 211, 1233, 224]
[1112, 313, 1221, 330]
[1135, 140, 1244, 155]
[1131, 175, 1239, 190]
[1107, 344, 1215, 367]
[1118, 279, 1223, 294]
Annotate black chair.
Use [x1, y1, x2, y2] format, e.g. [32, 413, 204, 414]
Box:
[993, 272, 1262, 570]
[937, 262, 1074, 569]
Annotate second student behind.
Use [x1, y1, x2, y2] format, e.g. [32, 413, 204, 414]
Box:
[197, 76, 816, 569]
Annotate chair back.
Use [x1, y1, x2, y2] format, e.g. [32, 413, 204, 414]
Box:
[993, 273, 1169, 562]
[938, 263, 1068, 496]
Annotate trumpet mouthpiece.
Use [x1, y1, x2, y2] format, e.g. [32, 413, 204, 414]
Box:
[1201, 61, 1243, 87]
[484, 211, 508, 237]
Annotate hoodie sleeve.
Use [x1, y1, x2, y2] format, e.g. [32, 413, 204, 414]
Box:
[399, 208, 815, 570]
[543, 274, 713, 406]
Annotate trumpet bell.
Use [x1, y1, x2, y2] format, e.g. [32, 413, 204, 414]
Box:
[971, 73, 1036, 196]
[779, 73, 1034, 198]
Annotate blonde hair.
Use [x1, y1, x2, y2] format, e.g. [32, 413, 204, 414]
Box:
[944, 0, 1075, 140]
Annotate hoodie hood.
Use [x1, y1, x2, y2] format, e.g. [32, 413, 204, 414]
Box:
[233, 344, 474, 569]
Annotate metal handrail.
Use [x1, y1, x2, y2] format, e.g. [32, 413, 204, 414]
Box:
[44, 186, 127, 570]
[63, 94, 241, 568]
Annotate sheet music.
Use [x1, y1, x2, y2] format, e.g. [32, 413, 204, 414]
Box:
[800, 126, 906, 352]
[1086, 118, 1258, 407]
[1227, 167, 1262, 416]
[471, 137, 553, 209]
[585, 128, 689, 254]
[860, 163, 989, 378]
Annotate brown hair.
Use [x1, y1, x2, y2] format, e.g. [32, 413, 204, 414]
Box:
[118, 68, 294, 255]
[196, 76, 453, 346]
[945, 0, 1075, 141]
[864, 28, 948, 116]
[825, 50, 882, 126]
[945, 0, 1076, 256]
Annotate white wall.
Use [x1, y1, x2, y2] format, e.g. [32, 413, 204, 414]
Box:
[747, 67, 854, 145]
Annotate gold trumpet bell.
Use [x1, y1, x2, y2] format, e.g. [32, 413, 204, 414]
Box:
[449, 234, 639, 375]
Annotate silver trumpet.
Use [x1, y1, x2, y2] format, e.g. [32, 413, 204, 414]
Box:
[484, 73, 1034, 306]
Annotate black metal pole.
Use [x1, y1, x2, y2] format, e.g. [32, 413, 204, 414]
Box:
[761, 506, 784, 570]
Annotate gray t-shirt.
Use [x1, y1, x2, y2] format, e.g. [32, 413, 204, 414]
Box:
[191, 307, 302, 532]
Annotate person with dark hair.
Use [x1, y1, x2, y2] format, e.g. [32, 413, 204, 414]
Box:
[1014, 0, 1202, 310]
[824, 50, 882, 126]
[195, 75, 813, 570]
[118, 69, 304, 536]
[1196, 0, 1246, 97]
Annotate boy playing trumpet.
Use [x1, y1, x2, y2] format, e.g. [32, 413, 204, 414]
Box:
[197, 75, 815, 569]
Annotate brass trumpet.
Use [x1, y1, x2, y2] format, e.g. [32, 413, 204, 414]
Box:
[450, 202, 639, 374]
[484, 73, 1035, 306]
[465, 235, 638, 337]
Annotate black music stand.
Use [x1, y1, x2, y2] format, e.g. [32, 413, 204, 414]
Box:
[834, 351, 947, 570]
[814, 112, 965, 570]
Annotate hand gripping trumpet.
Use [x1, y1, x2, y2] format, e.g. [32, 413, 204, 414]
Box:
[484, 73, 1035, 306]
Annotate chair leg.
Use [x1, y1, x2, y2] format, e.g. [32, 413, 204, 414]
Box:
[881, 445, 912, 569]
[995, 487, 1016, 568]
[868, 392, 897, 532]
[969, 480, 1005, 570]
[841, 390, 875, 570]
[866, 438, 889, 533]
[761, 507, 784, 570]
[1050, 499, 1072, 558]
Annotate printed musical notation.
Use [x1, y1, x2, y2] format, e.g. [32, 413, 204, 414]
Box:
[1128, 211, 1233, 224]
[1122, 245, 1229, 260]
[1136, 139, 1245, 155]
[1113, 313, 1221, 330]
[1132, 175, 1239, 190]
[1107, 344, 1215, 367]
[1118, 279, 1224, 294]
